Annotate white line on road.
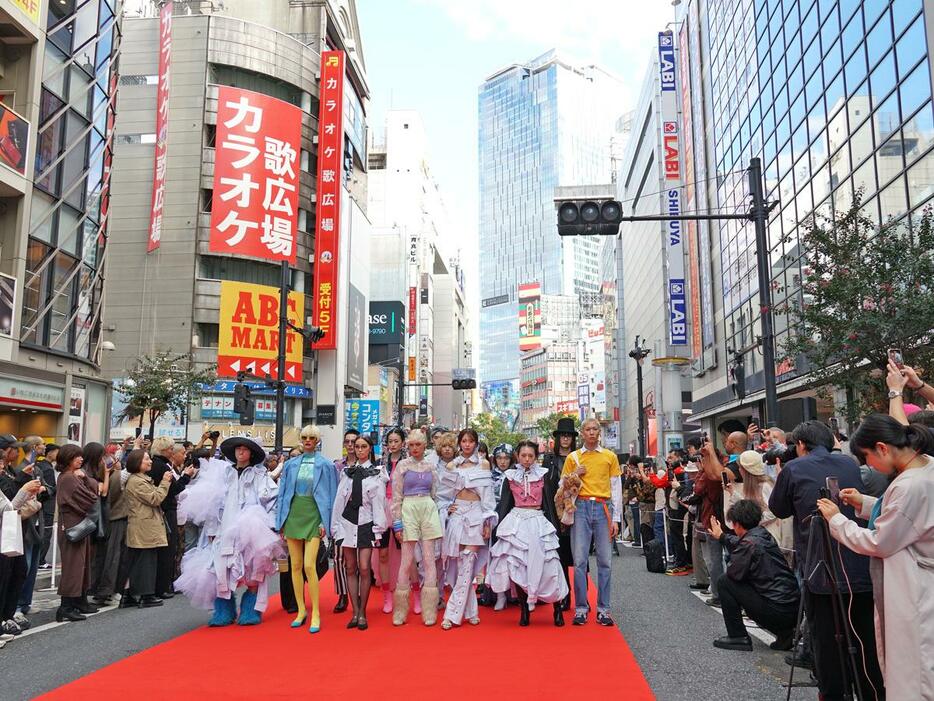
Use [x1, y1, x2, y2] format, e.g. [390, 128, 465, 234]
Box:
[14, 604, 118, 642]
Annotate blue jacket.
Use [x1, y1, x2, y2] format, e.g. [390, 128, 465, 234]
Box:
[276, 452, 337, 535]
[769, 445, 872, 594]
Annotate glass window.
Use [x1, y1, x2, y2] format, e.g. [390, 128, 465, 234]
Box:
[825, 71, 845, 117]
[863, 0, 887, 26]
[841, 11, 863, 61]
[896, 16, 926, 77]
[874, 91, 901, 142]
[865, 10, 892, 68]
[844, 49, 867, 94]
[879, 175, 908, 221]
[852, 156, 877, 196]
[850, 117, 874, 167]
[892, 0, 922, 36]
[823, 37, 842, 80]
[870, 52, 897, 103]
[57, 204, 82, 256]
[905, 100, 933, 166]
[907, 149, 934, 208]
[900, 61, 931, 120]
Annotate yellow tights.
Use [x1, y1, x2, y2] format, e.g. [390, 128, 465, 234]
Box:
[287, 537, 320, 627]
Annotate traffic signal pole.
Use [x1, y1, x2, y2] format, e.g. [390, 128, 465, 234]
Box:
[274, 259, 289, 452]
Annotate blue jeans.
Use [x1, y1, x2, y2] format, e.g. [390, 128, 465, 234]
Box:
[18, 542, 41, 612]
[653, 510, 665, 543]
[571, 499, 612, 615]
[701, 533, 725, 599]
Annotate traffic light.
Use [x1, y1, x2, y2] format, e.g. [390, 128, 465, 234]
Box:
[233, 381, 255, 424]
[556, 198, 623, 236]
[452, 379, 476, 390]
[307, 326, 326, 345]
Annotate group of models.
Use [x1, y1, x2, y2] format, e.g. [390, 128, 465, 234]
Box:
[175, 417, 623, 632]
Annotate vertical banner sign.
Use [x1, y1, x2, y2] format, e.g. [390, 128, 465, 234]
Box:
[310, 50, 346, 351]
[658, 31, 687, 346]
[679, 22, 702, 361]
[210, 86, 301, 264]
[146, 1, 173, 253]
[408, 286, 417, 336]
[216, 280, 304, 381]
[518, 282, 542, 352]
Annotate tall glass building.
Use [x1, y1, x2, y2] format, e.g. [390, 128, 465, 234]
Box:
[477, 51, 624, 422]
[683, 0, 934, 421]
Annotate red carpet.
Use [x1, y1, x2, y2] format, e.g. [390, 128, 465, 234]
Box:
[37, 574, 654, 700]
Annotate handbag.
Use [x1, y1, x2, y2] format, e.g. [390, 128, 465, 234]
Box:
[315, 536, 330, 580]
[65, 516, 97, 543]
[1, 509, 24, 557]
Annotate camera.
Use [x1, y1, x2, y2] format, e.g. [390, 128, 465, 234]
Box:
[763, 441, 797, 465]
[209, 430, 221, 440]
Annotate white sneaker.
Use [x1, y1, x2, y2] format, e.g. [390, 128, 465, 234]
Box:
[0, 632, 14, 642]
[12, 612, 29, 630]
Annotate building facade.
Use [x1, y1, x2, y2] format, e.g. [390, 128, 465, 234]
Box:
[519, 342, 577, 437]
[477, 51, 625, 424]
[679, 0, 934, 432]
[367, 110, 471, 428]
[0, 0, 121, 444]
[103, 0, 371, 451]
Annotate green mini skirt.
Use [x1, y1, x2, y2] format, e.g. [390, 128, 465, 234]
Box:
[283, 495, 322, 540]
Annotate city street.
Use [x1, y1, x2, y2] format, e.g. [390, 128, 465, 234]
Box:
[8, 548, 811, 701]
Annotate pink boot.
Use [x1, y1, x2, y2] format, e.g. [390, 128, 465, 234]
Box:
[381, 583, 393, 614]
[412, 583, 422, 615]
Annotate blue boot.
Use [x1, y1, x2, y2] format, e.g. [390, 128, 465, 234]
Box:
[237, 589, 262, 626]
[208, 596, 237, 627]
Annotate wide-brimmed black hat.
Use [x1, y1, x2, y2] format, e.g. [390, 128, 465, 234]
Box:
[220, 436, 266, 466]
[553, 417, 578, 437]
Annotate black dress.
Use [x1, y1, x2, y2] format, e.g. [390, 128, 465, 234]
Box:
[542, 453, 573, 568]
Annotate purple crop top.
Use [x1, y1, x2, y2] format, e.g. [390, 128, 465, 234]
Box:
[508, 477, 544, 507]
[403, 469, 432, 496]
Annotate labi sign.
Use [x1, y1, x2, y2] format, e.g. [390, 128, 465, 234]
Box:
[368, 301, 405, 345]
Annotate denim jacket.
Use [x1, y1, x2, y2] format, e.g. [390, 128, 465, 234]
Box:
[275, 452, 337, 535]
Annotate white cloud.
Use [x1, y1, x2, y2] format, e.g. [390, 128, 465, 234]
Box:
[416, 0, 674, 72]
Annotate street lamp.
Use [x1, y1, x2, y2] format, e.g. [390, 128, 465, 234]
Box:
[629, 336, 651, 456]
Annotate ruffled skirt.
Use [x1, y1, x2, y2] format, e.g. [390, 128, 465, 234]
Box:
[488, 508, 569, 607]
[441, 499, 489, 587]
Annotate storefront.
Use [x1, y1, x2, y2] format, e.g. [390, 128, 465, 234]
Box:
[0, 373, 110, 445]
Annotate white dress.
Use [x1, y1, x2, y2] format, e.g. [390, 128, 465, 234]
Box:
[828, 457, 934, 700]
[330, 461, 389, 548]
[488, 465, 569, 608]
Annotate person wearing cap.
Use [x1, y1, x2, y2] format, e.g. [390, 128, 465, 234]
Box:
[543, 416, 577, 610]
[724, 450, 782, 545]
[174, 436, 281, 627]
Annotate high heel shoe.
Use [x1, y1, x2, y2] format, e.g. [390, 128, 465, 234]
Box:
[290, 614, 307, 629]
[346, 615, 359, 629]
[333, 594, 348, 613]
[519, 602, 530, 627]
[553, 603, 565, 627]
[309, 615, 320, 634]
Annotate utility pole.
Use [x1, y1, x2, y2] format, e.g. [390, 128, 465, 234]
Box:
[748, 157, 780, 427]
[274, 260, 289, 452]
[629, 336, 650, 456]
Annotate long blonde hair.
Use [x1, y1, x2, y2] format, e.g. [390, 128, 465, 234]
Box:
[740, 469, 773, 511]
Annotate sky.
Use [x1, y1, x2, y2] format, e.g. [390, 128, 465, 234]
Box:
[357, 0, 676, 342]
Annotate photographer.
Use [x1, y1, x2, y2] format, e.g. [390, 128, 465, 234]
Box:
[663, 451, 691, 572]
[709, 500, 799, 652]
[768, 421, 884, 701]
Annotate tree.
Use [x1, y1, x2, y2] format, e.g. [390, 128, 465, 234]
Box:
[116, 351, 216, 439]
[468, 412, 525, 448]
[780, 199, 934, 424]
[534, 412, 580, 442]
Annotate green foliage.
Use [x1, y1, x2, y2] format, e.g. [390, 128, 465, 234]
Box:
[781, 199, 934, 424]
[116, 351, 215, 438]
[534, 412, 580, 441]
[468, 412, 525, 448]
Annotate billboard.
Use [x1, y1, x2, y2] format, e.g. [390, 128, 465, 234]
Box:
[518, 282, 542, 352]
[658, 31, 687, 346]
[368, 301, 405, 345]
[216, 280, 303, 380]
[146, 1, 172, 253]
[481, 379, 520, 428]
[209, 86, 301, 263]
[10, 0, 41, 24]
[0, 102, 29, 176]
[310, 50, 346, 350]
[345, 284, 366, 392]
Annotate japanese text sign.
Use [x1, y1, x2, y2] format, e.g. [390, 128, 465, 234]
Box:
[310, 51, 345, 350]
[209, 86, 301, 264]
[147, 1, 173, 252]
[217, 281, 303, 381]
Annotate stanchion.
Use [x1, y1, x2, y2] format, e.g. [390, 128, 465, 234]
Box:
[48, 517, 58, 591]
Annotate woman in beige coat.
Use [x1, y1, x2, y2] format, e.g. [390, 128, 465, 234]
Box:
[123, 449, 172, 609]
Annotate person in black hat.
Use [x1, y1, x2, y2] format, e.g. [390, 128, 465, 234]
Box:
[542, 416, 577, 610]
[174, 436, 281, 627]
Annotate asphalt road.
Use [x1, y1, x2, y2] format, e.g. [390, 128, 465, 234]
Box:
[6, 548, 821, 701]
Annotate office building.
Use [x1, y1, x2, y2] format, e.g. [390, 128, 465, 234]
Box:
[0, 0, 121, 444]
[478, 51, 625, 425]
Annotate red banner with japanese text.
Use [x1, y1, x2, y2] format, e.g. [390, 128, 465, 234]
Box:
[209, 86, 301, 264]
[146, 1, 172, 253]
[310, 50, 345, 350]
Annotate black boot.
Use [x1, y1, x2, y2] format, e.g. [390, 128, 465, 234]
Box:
[333, 594, 348, 613]
[553, 602, 565, 627]
[519, 600, 530, 627]
[56, 598, 87, 622]
[74, 596, 99, 614]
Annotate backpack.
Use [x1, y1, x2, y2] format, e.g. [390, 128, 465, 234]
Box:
[643, 539, 666, 573]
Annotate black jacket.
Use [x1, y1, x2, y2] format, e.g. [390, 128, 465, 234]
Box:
[720, 526, 799, 605]
[150, 454, 190, 513]
[541, 453, 573, 567]
[769, 445, 872, 594]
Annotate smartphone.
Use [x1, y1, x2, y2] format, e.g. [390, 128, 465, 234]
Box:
[819, 487, 831, 500]
[887, 348, 904, 368]
[134, 427, 142, 437]
[826, 476, 841, 503]
[721, 471, 730, 488]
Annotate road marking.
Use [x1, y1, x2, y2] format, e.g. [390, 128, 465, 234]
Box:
[690, 590, 777, 646]
[14, 604, 118, 641]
